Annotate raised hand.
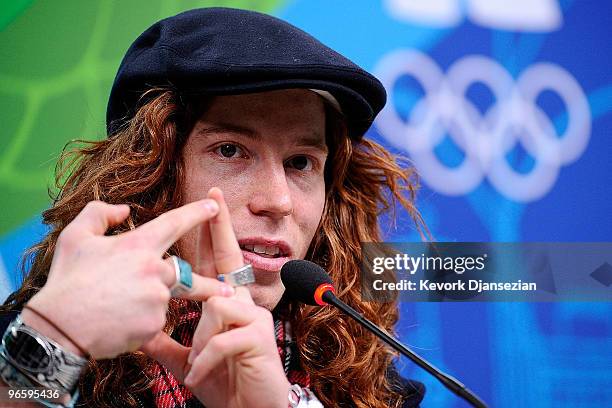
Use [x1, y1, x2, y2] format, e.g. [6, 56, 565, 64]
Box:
[141, 188, 290, 408]
[23, 199, 234, 359]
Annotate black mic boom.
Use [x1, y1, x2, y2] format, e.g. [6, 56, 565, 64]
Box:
[281, 260, 488, 408]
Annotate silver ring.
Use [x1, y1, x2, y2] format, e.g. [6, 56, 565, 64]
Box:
[218, 264, 255, 287]
[170, 256, 193, 297]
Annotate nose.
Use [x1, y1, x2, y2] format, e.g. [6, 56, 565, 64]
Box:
[248, 163, 293, 219]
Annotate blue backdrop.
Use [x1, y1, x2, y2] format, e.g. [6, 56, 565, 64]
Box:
[277, 1, 612, 406]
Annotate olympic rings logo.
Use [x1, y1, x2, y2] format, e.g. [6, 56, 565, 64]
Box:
[374, 50, 591, 202]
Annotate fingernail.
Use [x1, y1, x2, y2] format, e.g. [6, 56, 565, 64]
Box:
[220, 284, 235, 297]
[203, 200, 219, 213]
[208, 187, 223, 199]
[187, 351, 195, 365]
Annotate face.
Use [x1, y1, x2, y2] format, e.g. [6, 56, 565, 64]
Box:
[178, 89, 328, 310]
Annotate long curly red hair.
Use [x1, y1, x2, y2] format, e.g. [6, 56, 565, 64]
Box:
[1, 88, 425, 407]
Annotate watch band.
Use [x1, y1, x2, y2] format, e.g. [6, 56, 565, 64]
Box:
[0, 353, 81, 408]
[0, 314, 88, 394]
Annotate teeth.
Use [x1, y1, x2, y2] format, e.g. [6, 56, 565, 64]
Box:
[254, 245, 267, 254]
[241, 244, 281, 256]
[265, 246, 280, 256]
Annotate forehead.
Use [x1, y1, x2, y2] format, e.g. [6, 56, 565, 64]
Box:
[193, 89, 327, 141]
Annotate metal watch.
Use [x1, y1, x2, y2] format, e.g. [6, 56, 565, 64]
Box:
[0, 314, 88, 393]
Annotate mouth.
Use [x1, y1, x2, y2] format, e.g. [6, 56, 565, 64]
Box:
[238, 238, 292, 272]
[238, 244, 289, 258]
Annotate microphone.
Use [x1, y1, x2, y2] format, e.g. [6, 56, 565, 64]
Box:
[281, 260, 488, 408]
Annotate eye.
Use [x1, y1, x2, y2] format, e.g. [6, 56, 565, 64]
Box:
[215, 143, 245, 158]
[286, 155, 313, 171]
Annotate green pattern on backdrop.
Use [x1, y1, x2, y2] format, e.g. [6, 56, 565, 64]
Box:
[0, 0, 34, 31]
[0, 0, 282, 235]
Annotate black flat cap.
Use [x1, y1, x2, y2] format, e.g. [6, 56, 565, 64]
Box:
[106, 7, 387, 138]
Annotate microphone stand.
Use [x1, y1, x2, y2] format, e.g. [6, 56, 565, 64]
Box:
[322, 291, 488, 408]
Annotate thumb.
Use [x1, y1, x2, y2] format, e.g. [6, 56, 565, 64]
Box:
[140, 332, 191, 381]
[69, 201, 130, 237]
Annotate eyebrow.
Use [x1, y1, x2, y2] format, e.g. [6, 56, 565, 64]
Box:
[196, 122, 328, 153]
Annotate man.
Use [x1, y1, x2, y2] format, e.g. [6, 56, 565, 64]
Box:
[0, 8, 425, 407]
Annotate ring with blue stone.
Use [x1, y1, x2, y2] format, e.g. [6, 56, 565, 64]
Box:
[217, 264, 255, 287]
[170, 256, 193, 297]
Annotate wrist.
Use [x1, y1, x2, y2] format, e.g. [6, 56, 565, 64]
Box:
[20, 308, 85, 358]
[24, 292, 87, 358]
[1, 314, 88, 398]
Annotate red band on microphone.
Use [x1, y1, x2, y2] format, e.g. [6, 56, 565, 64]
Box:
[314, 283, 334, 305]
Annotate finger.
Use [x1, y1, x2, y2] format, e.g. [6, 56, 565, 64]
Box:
[124, 199, 219, 254]
[162, 257, 235, 299]
[160, 257, 177, 287]
[207, 188, 244, 274]
[184, 326, 255, 387]
[194, 220, 216, 278]
[188, 297, 259, 363]
[207, 188, 254, 304]
[188, 274, 235, 300]
[140, 332, 191, 381]
[68, 201, 130, 237]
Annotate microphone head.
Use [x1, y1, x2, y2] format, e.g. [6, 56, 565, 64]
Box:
[281, 260, 334, 305]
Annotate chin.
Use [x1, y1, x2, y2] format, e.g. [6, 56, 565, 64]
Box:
[248, 282, 285, 311]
